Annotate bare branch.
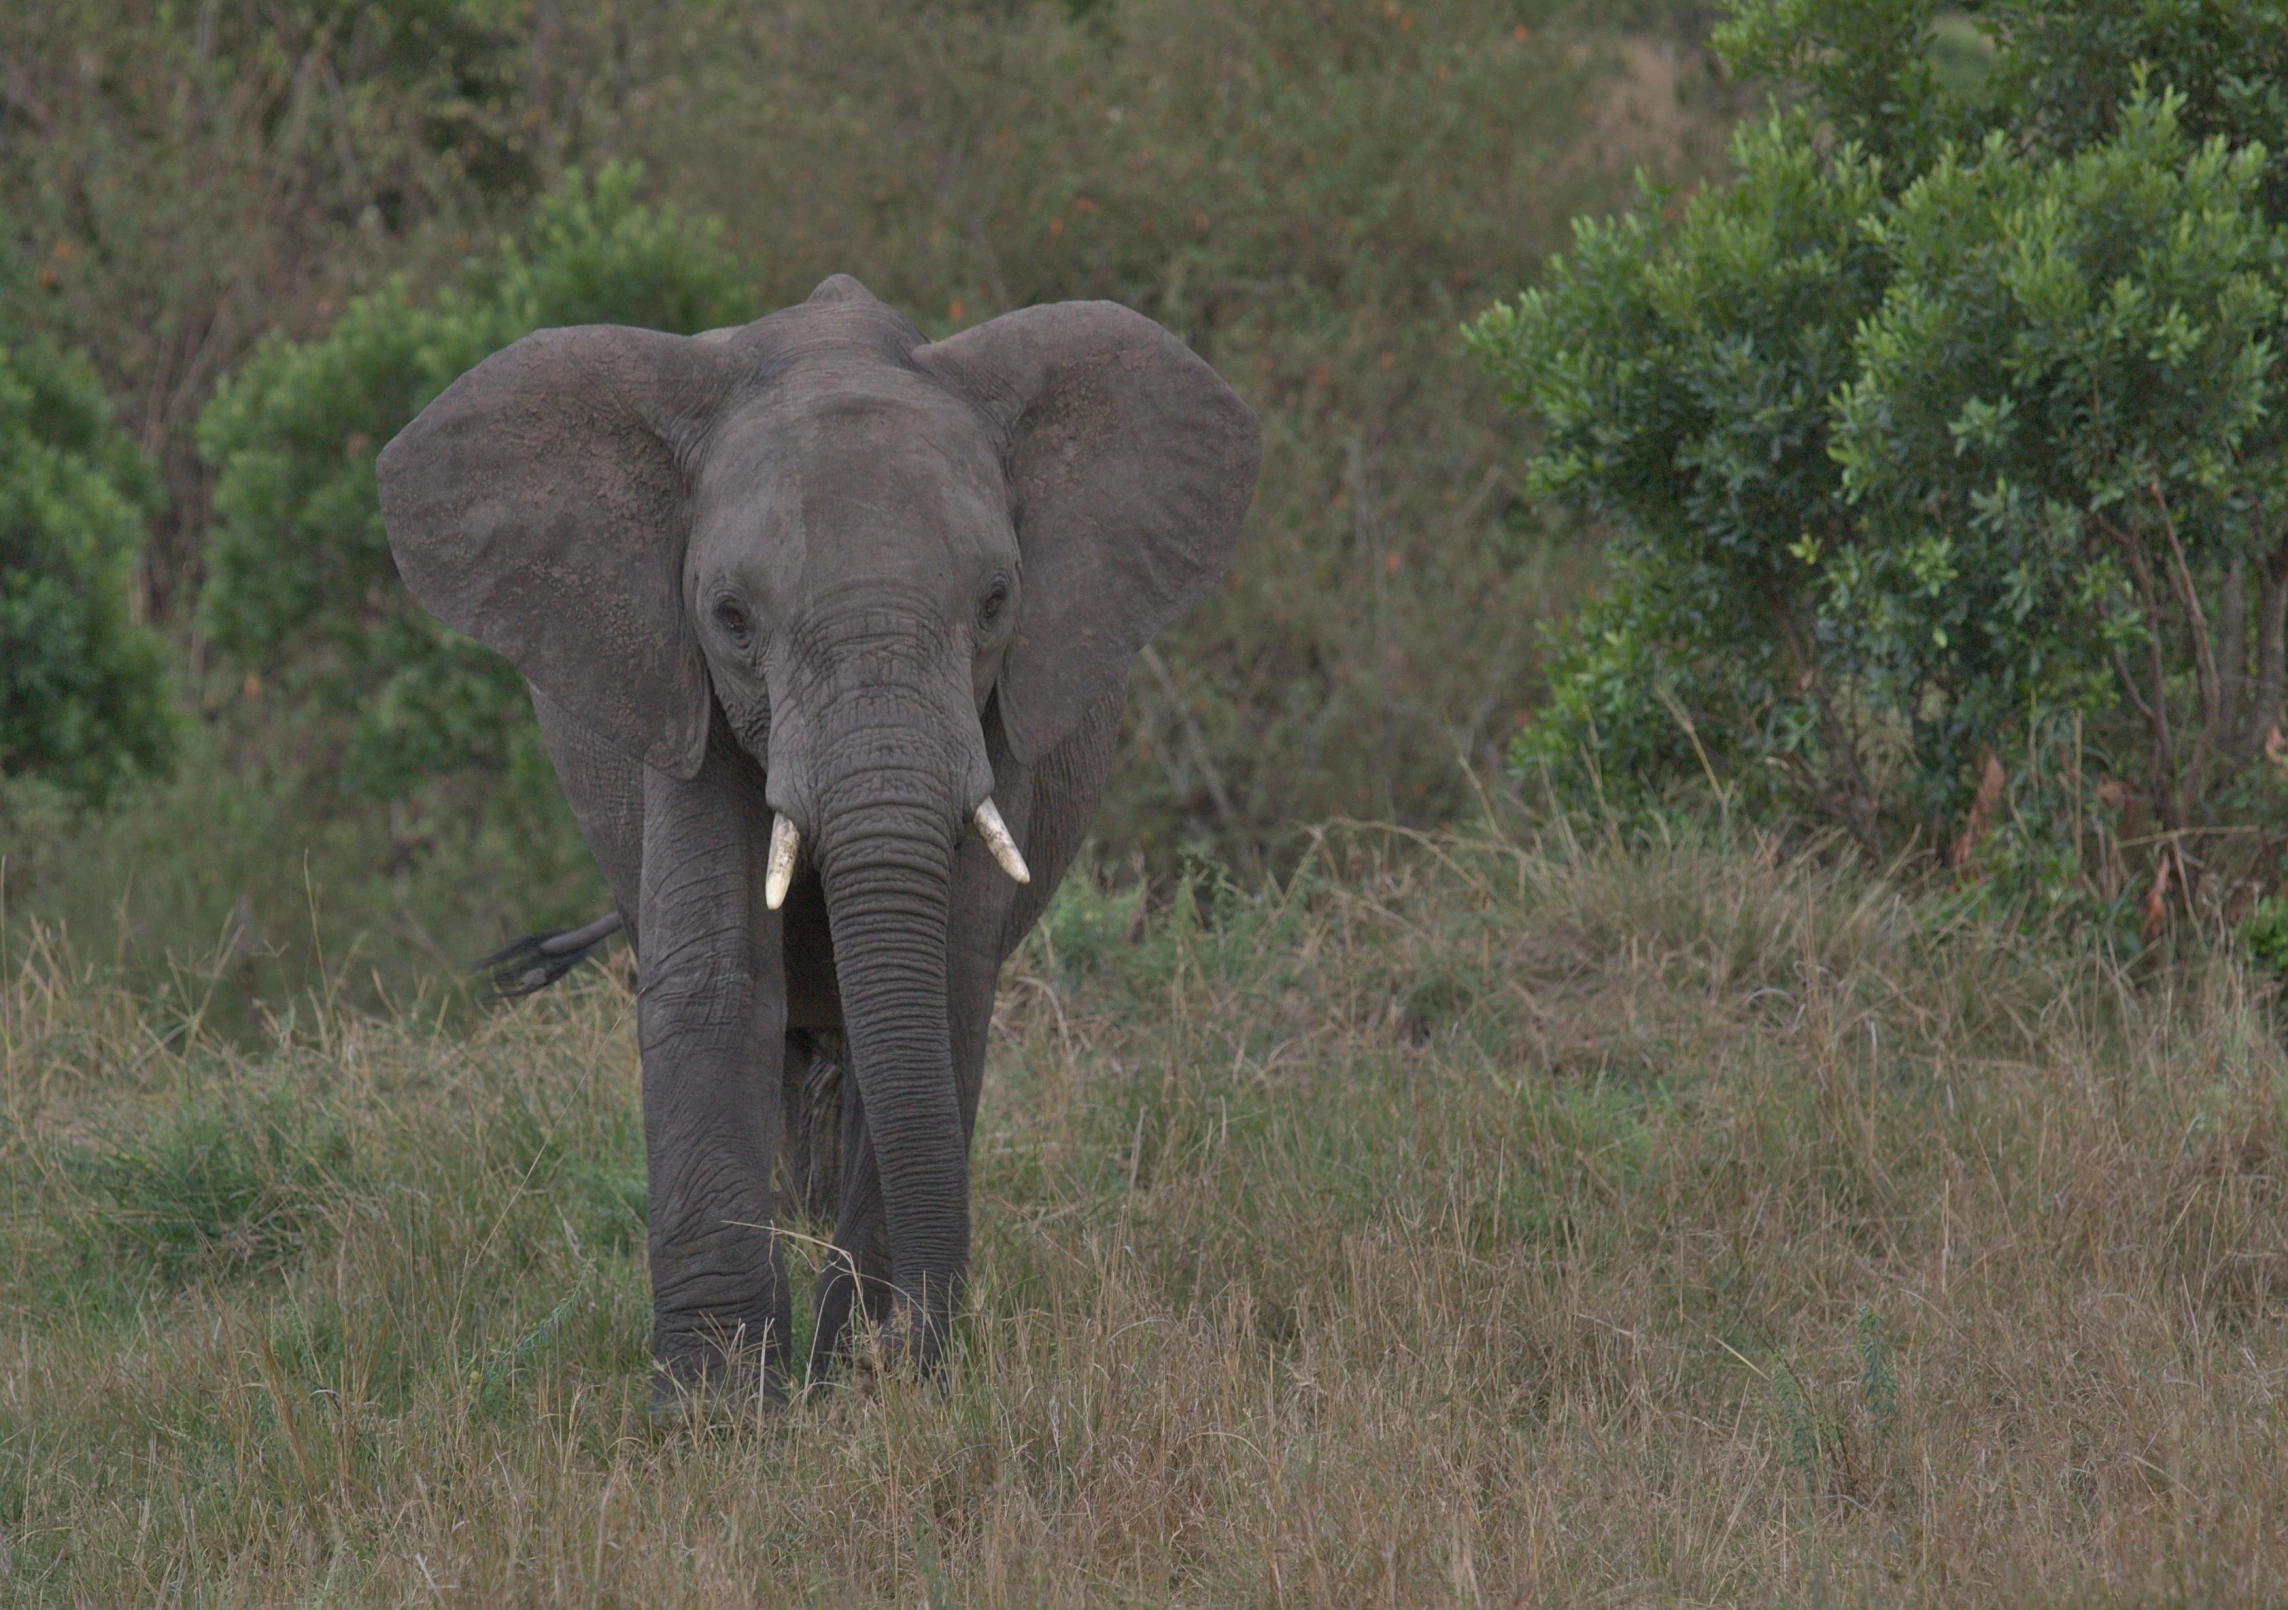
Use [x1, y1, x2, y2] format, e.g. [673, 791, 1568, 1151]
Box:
[1139, 644, 1240, 842]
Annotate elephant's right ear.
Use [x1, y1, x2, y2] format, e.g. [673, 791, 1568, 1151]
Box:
[378, 325, 740, 780]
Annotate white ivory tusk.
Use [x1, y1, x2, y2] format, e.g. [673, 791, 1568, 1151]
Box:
[974, 797, 1031, 885]
[764, 814, 800, 910]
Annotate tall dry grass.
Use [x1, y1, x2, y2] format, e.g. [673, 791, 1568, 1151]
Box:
[2, 830, 2284, 1604]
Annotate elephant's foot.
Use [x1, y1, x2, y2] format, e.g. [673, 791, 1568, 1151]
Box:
[804, 1248, 896, 1386]
[804, 1257, 965, 1388]
[647, 1320, 788, 1422]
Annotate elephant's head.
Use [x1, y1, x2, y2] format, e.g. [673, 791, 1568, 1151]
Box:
[375, 275, 1259, 1357]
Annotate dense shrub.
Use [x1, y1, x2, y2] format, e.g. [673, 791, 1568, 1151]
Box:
[1472, 0, 2288, 933]
[0, 251, 172, 806]
[197, 163, 755, 801]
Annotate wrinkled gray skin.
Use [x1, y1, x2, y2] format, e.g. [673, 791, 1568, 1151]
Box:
[376, 277, 1259, 1400]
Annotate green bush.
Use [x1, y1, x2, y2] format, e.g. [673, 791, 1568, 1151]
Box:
[1471, 0, 2288, 928]
[0, 256, 172, 807]
[197, 163, 755, 802]
[2244, 894, 2288, 979]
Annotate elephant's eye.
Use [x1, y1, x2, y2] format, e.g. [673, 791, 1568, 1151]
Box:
[713, 596, 755, 645]
[977, 574, 1011, 632]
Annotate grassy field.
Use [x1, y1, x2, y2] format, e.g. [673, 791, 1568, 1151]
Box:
[3, 829, 2284, 1605]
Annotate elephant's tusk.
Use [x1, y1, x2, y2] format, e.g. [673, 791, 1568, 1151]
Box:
[764, 814, 800, 910]
[975, 797, 1031, 885]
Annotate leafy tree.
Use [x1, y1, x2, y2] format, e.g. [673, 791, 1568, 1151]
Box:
[0, 251, 172, 806]
[197, 164, 756, 799]
[1471, 0, 2288, 930]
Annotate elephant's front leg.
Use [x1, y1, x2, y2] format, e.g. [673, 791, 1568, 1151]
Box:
[637, 739, 790, 1406]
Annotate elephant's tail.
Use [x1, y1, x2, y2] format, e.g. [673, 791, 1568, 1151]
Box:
[476, 911, 625, 999]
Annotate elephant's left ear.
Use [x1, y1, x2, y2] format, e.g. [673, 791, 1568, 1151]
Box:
[918, 303, 1261, 765]
[377, 325, 744, 780]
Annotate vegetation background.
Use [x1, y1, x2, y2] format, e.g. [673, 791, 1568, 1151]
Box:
[4, 0, 2287, 1602]
[0, 0, 1737, 1004]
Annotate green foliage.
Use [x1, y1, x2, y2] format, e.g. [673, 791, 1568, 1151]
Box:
[1473, 0, 2288, 929]
[197, 163, 755, 801]
[1717, 0, 2288, 189]
[1039, 872, 1148, 982]
[0, 695, 614, 1030]
[1476, 116, 1892, 821]
[1981, 0, 2288, 221]
[0, 256, 172, 806]
[1831, 92, 2283, 823]
[1715, 0, 1960, 167]
[2244, 896, 2288, 979]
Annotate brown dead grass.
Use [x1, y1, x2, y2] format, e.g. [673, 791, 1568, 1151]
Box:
[2, 828, 2284, 1605]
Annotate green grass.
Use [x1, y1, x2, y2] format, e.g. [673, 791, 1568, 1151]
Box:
[3, 828, 2285, 1603]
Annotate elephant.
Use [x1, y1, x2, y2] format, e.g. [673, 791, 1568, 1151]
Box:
[375, 275, 1260, 1402]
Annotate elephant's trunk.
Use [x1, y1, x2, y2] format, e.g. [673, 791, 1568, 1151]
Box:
[811, 762, 969, 1365]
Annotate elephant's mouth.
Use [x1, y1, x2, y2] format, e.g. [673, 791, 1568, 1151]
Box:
[759, 797, 1028, 913]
